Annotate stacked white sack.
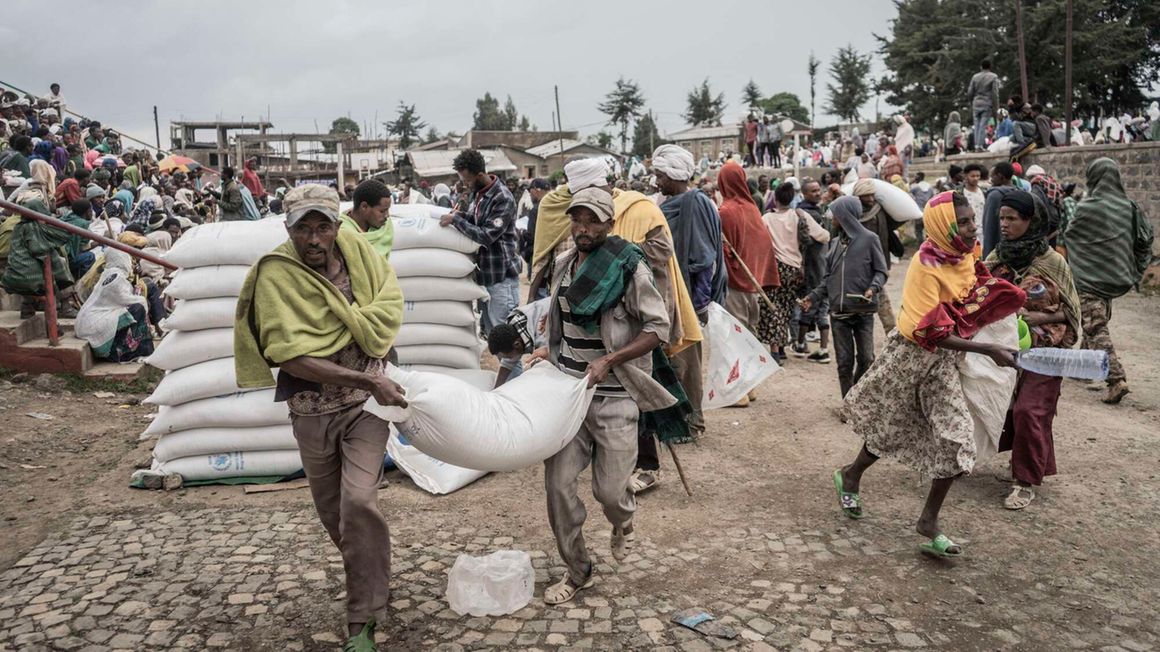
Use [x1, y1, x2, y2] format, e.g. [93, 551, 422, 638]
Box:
[389, 204, 486, 371]
[135, 218, 300, 483]
[385, 204, 493, 494]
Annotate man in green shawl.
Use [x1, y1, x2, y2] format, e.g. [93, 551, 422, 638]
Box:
[539, 188, 676, 606]
[339, 179, 394, 262]
[1064, 157, 1155, 404]
[234, 184, 405, 651]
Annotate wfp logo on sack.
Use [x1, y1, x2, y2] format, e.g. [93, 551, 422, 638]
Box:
[208, 452, 240, 471]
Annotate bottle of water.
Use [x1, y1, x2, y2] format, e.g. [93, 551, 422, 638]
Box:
[1016, 348, 1109, 380]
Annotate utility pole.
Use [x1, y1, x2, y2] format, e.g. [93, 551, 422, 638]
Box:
[649, 110, 655, 153]
[1064, 0, 1073, 146]
[1015, 0, 1029, 100]
[554, 85, 564, 173]
[151, 104, 161, 149]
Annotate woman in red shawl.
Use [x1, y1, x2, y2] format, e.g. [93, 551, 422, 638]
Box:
[716, 162, 779, 405]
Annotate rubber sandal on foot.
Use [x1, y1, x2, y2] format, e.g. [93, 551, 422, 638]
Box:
[1003, 485, 1035, 510]
[833, 469, 863, 519]
[544, 571, 595, 605]
[343, 618, 377, 652]
[919, 534, 963, 558]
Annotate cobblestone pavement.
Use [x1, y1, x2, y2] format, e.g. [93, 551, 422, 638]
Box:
[2, 504, 1157, 651]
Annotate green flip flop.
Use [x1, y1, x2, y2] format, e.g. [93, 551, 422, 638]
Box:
[832, 469, 864, 520]
[343, 618, 377, 652]
[919, 534, 963, 559]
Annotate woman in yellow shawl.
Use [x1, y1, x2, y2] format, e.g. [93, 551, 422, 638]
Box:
[833, 191, 1023, 558]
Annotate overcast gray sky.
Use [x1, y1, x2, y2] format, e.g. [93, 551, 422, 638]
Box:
[5, 0, 899, 149]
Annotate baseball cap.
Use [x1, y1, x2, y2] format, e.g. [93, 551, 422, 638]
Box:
[566, 187, 614, 222]
[529, 177, 551, 191]
[283, 183, 340, 226]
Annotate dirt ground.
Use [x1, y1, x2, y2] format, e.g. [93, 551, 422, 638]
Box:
[1, 259, 1158, 650]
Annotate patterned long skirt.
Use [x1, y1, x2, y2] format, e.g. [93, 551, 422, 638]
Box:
[757, 262, 802, 349]
[844, 331, 977, 479]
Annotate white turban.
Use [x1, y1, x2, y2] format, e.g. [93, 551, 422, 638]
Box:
[651, 144, 695, 181]
[565, 158, 609, 193]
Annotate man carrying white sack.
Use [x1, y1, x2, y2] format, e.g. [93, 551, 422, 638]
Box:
[536, 187, 678, 605]
[233, 184, 406, 652]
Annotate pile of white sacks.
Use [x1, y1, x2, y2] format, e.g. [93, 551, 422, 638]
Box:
[132, 207, 496, 492]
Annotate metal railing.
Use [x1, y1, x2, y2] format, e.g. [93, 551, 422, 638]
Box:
[0, 198, 178, 347]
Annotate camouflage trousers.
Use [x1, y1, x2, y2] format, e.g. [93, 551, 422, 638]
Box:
[1079, 293, 1126, 385]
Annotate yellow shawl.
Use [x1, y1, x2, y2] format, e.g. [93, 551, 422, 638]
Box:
[234, 228, 404, 388]
[530, 186, 573, 274]
[898, 191, 979, 342]
[612, 189, 703, 355]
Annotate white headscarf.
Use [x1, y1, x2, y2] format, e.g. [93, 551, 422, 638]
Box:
[564, 158, 609, 193]
[75, 249, 146, 351]
[433, 183, 451, 200]
[650, 144, 695, 181]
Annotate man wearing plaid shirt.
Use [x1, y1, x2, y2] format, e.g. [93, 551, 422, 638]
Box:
[440, 148, 522, 335]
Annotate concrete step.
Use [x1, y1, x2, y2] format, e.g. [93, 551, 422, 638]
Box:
[0, 335, 93, 375]
[85, 360, 153, 381]
[0, 310, 46, 346]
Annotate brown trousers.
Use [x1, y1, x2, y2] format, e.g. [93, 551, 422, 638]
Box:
[724, 290, 761, 335]
[544, 396, 639, 582]
[292, 405, 391, 625]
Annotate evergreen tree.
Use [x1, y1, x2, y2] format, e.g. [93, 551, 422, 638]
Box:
[807, 52, 820, 127]
[384, 102, 427, 150]
[741, 79, 763, 111]
[422, 126, 441, 145]
[597, 76, 646, 154]
[683, 79, 726, 126]
[825, 45, 873, 123]
[473, 93, 507, 130]
[502, 96, 519, 130]
[586, 131, 614, 149]
[631, 111, 663, 158]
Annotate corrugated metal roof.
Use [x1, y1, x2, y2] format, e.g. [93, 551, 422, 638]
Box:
[666, 124, 742, 140]
[524, 139, 585, 158]
[406, 149, 517, 178]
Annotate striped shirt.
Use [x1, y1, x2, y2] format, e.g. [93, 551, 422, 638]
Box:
[557, 268, 628, 398]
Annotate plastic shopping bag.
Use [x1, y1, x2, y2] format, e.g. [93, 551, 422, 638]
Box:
[702, 302, 780, 409]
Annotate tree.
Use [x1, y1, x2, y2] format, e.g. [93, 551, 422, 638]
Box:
[518, 115, 532, 131]
[631, 111, 663, 158]
[384, 102, 427, 150]
[325, 116, 360, 153]
[473, 92, 507, 130]
[758, 92, 810, 124]
[741, 79, 763, 111]
[825, 45, 873, 123]
[807, 52, 820, 127]
[598, 77, 646, 154]
[586, 131, 614, 149]
[877, 0, 1160, 129]
[502, 96, 519, 130]
[683, 79, 727, 126]
[422, 126, 441, 145]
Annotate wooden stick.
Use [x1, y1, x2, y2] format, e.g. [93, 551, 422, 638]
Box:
[243, 478, 311, 494]
[665, 442, 693, 497]
[720, 232, 778, 313]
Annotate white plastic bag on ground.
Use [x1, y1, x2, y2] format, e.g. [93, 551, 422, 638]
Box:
[402, 300, 476, 327]
[366, 364, 595, 472]
[146, 358, 272, 406]
[153, 425, 297, 462]
[387, 429, 487, 494]
[164, 218, 287, 268]
[394, 345, 481, 370]
[391, 214, 478, 254]
[399, 276, 489, 302]
[958, 315, 1019, 463]
[139, 449, 302, 482]
[395, 324, 481, 349]
[144, 389, 289, 436]
[390, 248, 477, 279]
[146, 327, 234, 371]
[161, 297, 238, 332]
[446, 551, 534, 617]
[702, 302, 780, 409]
[164, 265, 251, 300]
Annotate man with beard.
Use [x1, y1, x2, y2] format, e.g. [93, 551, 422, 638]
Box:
[539, 187, 674, 605]
[441, 148, 520, 336]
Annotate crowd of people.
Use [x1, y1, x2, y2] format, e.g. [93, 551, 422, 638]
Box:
[0, 81, 1156, 650]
